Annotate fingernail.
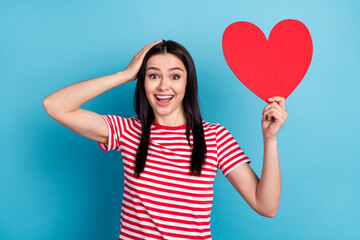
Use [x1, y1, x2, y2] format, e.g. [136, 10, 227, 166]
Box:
[268, 98, 272, 101]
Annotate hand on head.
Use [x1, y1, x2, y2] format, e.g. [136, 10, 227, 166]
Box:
[123, 40, 163, 82]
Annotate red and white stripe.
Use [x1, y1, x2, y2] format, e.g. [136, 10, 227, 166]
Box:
[98, 115, 250, 240]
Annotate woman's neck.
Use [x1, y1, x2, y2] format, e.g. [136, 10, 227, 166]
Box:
[154, 112, 186, 127]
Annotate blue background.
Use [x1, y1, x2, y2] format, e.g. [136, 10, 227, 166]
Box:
[1, 0, 359, 239]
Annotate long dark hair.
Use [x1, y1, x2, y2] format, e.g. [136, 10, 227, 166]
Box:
[133, 40, 206, 178]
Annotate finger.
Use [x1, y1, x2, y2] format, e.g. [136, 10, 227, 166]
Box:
[262, 108, 285, 122]
[263, 110, 285, 123]
[263, 102, 277, 112]
[137, 44, 154, 57]
[262, 102, 283, 116]
[144, 40, 163, 51]
[137, 40, 163, 57]
[268, 96, 286, 111]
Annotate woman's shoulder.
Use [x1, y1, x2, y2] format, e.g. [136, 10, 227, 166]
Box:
[202, 119, 234, 135]
[104, 115, 139, 121]
[101, 115, 141, 127]
[202, 119, 222, 131]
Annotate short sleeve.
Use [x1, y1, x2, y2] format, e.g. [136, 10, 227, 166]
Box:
[216, 124, 251, 177]
[97, 115, 129, 152]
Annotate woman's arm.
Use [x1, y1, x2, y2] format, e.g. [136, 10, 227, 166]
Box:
[43, 39, 163, 113]
[226, 139, 280, 217]
[226, 96, 287, 217]
[43, 72, 128, 113]
[255, 137, 281, 217]
[43, 40, 162, 143]
[42, 72, 130, 144]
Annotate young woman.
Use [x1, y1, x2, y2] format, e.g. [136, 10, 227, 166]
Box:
[43, 39, 287, 240]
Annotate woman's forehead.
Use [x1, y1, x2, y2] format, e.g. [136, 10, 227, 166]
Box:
[147, 53, 185, 70]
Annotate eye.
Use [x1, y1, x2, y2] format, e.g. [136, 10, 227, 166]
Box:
[149, 74, 158, 79]
[171, 74, 180, 80]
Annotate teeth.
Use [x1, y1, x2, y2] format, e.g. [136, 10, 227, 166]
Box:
[156, 95, 173, 99]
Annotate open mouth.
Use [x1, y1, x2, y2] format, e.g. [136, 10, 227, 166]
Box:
[154, 95, 174, 106]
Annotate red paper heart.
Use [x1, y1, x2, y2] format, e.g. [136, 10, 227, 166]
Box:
[222, 19, 313, 103]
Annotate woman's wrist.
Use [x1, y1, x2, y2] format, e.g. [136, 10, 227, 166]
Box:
[113, 71, 133, 86]
[263, 137, 277, 144]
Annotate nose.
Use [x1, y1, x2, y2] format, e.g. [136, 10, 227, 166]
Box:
[157, 77, 170, 91]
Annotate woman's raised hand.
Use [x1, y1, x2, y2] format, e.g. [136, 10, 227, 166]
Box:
[261, 96, 288, 141]
[123, 40, 163, 82]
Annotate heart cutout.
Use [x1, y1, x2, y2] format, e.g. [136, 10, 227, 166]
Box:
[222, 19, 313, 103]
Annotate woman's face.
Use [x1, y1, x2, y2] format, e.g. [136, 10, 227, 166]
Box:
[144, 53, 187, 121]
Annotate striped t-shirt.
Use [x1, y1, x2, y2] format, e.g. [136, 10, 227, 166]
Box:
[97, 115, 251, 240]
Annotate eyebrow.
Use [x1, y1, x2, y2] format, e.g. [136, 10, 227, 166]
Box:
[146, 67, 184, 72]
